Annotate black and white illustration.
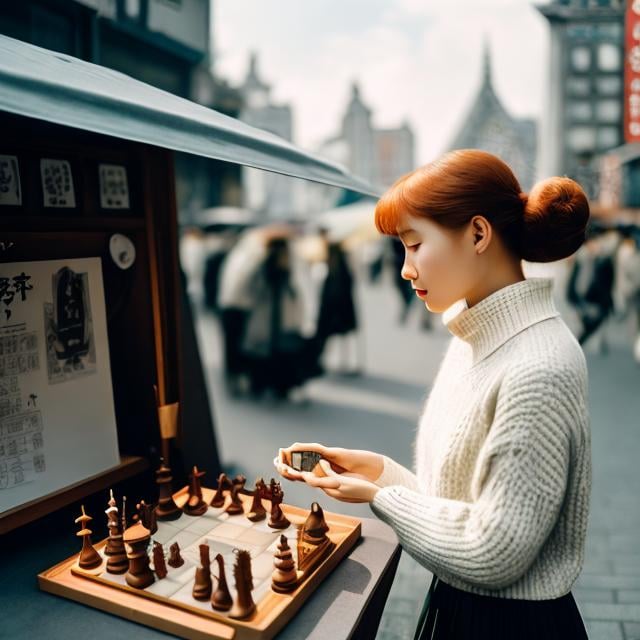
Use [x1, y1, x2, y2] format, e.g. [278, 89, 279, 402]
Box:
[0, 155, 21, 206]
[99, 164, 130, 209]
[0, 258, 118, 515]
[44, 267, 96, 384]
[40, 158, 76, 208]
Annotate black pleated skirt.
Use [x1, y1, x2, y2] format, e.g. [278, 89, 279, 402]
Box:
[415, 575, 588, 640]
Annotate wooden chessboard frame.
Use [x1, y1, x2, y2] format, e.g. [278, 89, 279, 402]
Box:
[38, 486, 362, 640]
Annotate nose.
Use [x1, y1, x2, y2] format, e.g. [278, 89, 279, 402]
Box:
[401, 254, 417, 281]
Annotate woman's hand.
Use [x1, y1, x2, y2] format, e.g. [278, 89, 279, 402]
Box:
[301, 460, 380, 503]
[274, 442, 384, 484]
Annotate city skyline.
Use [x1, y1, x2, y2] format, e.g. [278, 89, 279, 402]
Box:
[214, 0, 548, 167]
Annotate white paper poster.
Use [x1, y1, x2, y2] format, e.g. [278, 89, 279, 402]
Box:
[0, 258, 119, 514]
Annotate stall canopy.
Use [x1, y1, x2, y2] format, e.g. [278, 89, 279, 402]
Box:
[0, 34, 382, 198]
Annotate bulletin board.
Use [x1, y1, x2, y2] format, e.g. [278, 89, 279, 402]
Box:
[0, 257, 120, 514]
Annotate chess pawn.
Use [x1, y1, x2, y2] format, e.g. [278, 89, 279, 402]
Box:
[193, 544, 212, 601]
[153, 542, 168, 579]
[246, 478, 267, 522]
[210, 473, 229, 508]
[104, 491, 128, 574]
[302, 502, 329, 545]
[271, 535, 298, 593]
[211, 553, 233, 612]
[154, 459, 181, 521]
[167, 542, 184, 568]
[184, 466, 208, 516]
[225, 475, 246, 516]
[75, 505, 102, 570]
[123, 521, 155, 589]
[229, 550, 256, 620]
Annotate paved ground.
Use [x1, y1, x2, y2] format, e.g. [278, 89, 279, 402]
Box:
[192, 263, 640, 639]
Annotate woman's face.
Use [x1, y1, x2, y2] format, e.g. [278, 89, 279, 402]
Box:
[397, 213, 479, 313]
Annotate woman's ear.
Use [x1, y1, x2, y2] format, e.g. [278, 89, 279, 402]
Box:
[470, 216, 492, 254]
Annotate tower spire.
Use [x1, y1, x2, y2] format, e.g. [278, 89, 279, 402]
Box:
[482, 38, 492, 87]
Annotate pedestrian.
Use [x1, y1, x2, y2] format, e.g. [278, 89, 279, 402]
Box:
[314, 236, 360, 375]
[566, 230, 616, 351]
[276, 149, 591, 639]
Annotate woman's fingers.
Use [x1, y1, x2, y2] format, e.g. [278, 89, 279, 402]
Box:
[273, 456, 303, 481]
[300, 471, 340, 490]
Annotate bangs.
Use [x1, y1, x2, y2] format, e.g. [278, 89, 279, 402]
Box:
[374, 170, 425, 236]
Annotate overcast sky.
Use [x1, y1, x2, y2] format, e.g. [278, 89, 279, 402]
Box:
[213, 0, 549, 166]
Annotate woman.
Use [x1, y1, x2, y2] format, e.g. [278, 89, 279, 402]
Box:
[275, 150, 591, 639]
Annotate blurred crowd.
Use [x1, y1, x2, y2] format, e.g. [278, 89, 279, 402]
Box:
[565, 221, 640, 361]
[180, 214, 640, 405]
[181, 220, 367, 403]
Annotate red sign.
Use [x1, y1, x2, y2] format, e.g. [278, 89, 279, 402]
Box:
[625, 0, 640, 142]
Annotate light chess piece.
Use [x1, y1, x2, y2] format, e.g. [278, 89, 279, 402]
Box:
[104, 490, 127, 574]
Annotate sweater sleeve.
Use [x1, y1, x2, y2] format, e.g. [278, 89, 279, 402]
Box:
[370, 363, 574, 590]
[374, 455, 420, 492]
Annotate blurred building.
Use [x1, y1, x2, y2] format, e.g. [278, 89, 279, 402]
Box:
[537, 0, 625, 198]
[447, 44, 537, 190]
[321, 83, 415, 190]
[0, 0, 243, 223]
[238, 53, 298, 219]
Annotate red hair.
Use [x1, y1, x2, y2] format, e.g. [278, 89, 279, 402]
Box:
[375, 149, 590, 263]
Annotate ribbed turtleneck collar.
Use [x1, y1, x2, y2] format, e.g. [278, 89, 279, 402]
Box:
[442, 278, 559, 364]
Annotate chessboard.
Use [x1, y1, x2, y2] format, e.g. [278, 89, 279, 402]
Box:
[38, 479, 361, 640]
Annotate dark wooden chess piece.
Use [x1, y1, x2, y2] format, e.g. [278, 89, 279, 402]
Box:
[136, 499, 158, 534]
[154, 459, 181, 521]
[302, 502, 329, 544]
[104, 490, 128, 574]
[225, 474, 246, 515]
[247, 478, 267, 522]
[75, 505, 102, 570]
[271, 535, 298, 593]
[193, 544, 212, 600]
[229, 549, 256, 620]
[152, 541, 168, 579]
[210, 473, 229, 508]
[211, 553, 233, 612]
[184, 466, 208, 516]
[268, 479, 290, 529]
[123, 521, 155, 589]
[167, 542, 184, 568]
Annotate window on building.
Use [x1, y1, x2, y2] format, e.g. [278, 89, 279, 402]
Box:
[568, 101, 593, 121]
[596, 100, 622, 122]
[568, 126, 596, 152]
[597, 127, 620, 150]
[598, 44, 621, 72]
[596, 76, 622, 95]
[571, 46, 591, 72]
[567, 77, 590, 96]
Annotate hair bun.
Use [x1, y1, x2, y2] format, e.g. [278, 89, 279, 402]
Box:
[520, 177, 590, 263]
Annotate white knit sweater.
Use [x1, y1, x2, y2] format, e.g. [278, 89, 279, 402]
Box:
[371, 278, 591, 600]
